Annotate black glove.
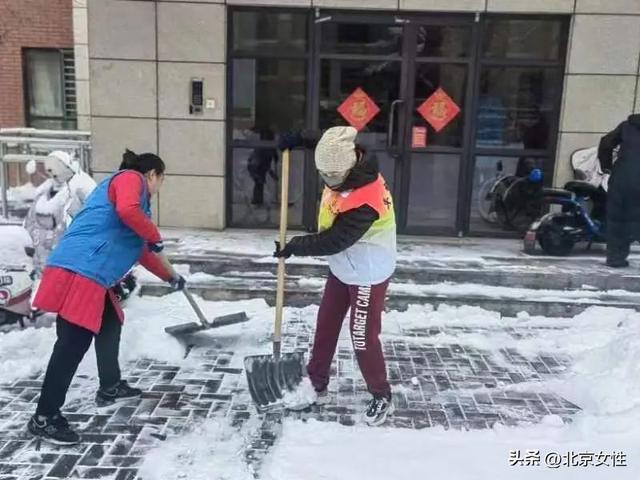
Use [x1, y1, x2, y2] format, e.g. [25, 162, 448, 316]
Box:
[148, 241, 164, 253]
[277, 132, 304, 152]
[169, 275, 186, 291]
[273, 241, 293, 259]
[122, 272, 137, 292]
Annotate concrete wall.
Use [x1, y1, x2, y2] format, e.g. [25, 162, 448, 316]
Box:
[555, 1, 640, 186]
[73, 0, 90, 131]
[84, 0, 226, 229]
[84, 0, 640, 229]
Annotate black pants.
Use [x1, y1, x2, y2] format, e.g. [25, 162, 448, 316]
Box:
[606, 220, 631, 265]
[606, 175, 640, 265]
[36, 295, 122, 416]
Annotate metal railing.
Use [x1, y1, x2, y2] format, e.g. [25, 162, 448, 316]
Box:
[0, 128, 92, 220]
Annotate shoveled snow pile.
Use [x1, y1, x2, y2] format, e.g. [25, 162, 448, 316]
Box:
[0, 293, 272, 384]
[282, 377, 317, 410]
[138, 416, 259, 480]
[0, 224, 32, 267]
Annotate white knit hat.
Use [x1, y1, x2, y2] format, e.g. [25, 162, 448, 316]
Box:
[315, 126, 358, 173]
[44, 150, 76, 184]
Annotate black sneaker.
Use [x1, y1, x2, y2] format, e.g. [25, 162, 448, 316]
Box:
[28, 414, 80, 445]
[96, 380, 142, 408]
[363, 395, 394, 426]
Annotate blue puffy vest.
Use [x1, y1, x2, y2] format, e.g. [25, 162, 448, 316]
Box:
[47, 170, 151, 288]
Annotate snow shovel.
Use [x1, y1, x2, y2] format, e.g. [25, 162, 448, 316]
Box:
[244, 149, 305, 411]
[157, 253, 249, 336]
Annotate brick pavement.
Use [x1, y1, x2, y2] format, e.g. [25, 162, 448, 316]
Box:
[0, 315, 580, 479]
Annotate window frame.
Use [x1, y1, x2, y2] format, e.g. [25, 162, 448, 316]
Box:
[226, 8, 570, 236]
[462, 13, 570, 237]
[226, 6, 315, 229]
[22, 47, 77, 130]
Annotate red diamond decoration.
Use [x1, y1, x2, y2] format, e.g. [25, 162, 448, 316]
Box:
[337, 87, 381, 132]
[417, 87, 461, 133]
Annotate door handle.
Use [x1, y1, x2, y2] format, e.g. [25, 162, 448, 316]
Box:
[387, 99, 404, 149]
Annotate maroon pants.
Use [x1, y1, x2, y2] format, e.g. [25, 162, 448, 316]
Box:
[307, 273, 391, 399]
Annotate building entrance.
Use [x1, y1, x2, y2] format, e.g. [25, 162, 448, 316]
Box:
[228, 8, 568, 235]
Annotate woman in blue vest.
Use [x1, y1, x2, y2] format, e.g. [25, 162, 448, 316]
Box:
[28, 150, 185, 445]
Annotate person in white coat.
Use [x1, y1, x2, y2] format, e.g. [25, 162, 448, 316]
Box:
[23, 151, 97, 276]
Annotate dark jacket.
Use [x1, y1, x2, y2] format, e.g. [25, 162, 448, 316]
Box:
[598, 114, 640, 174]
[598, 114, 640, 233]
[285, 154, 380, 257]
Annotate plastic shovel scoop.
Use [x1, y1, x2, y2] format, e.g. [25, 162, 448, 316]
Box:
[244, 149, 305, 411]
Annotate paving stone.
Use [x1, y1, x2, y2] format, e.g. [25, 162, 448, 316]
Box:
[0, 307, 587, 479]
[20, 463, 49, 480]
[73, 466, 118, 478]
[76, 434, 117, 445]
[150, 385, 183, 393]
[114, 468, 138, 480]
[13, 451, 59, 465]
[108, 408, 137, 426]
[148, 365, 179, 372]
[130, 416, 167, 428]
[0, 463, 24, 475]
[100, 456, 142, 468]
[79, 445, 107, 467]
[108, 437, 135, 457]
[47, 454, 81, 478]
[0, 441, 28, 459]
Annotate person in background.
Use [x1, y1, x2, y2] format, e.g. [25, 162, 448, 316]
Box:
[23, 151, 96, 277]
[598, 114, 640, 268]
[247, 127, 279, 206]
[27, 149, 186, 445]
[276, 126, 397, 426]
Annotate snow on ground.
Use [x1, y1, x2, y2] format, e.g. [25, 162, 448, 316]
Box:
[258, 306, 640, 480]
[137, 264, 640, 305]
[138, 415, 260, 480]
[261, 415, 638, 480]
[2, 278, 639, 478]
[69, 294, 636, 480]
[161, 227, 640, 266]
[0, 293, 273, 386]
[299, 277, 640, 303]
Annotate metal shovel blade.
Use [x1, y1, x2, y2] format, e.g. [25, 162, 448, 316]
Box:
[244, 351, 305, 411]
[164, 312, 249, 336]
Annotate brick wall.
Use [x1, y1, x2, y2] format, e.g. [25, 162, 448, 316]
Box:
[0, 0, 73, 128]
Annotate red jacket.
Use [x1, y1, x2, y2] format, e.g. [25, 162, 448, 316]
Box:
[33, 171, 171, 334]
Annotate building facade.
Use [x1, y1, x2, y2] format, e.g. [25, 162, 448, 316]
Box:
[82, 0, 640, 235]
[0, 0, 76, 130]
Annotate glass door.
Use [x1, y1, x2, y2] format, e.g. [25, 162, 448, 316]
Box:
[397, 19, 476, 235]
[314, 13, 407, 201]
[313, 13, 476, 235]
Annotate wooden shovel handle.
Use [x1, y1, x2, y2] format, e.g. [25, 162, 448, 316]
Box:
[273, 149, 290, 356]
[156, 251, 209, 326]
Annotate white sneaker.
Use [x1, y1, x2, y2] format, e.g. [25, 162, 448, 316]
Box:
[363, 396, 394, 426]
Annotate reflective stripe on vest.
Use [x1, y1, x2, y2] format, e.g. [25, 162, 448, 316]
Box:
[318, 175, 396, 241]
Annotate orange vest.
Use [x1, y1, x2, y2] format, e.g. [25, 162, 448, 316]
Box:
[318, 175, 394, 231]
